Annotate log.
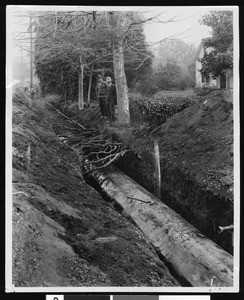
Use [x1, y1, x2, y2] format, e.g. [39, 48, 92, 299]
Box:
[90, 166, 233, 287]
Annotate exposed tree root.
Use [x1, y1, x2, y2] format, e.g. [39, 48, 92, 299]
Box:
[48, 102, 128, 174]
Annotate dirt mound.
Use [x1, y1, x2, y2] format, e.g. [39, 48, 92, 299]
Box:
[153, 89, 233, 200]
[25, 88, 234, 256]
[11, 94, 178, 287]
[148, 89, 233, 252]
[56, 90, 233, 254]
[96, 89, 233, 253]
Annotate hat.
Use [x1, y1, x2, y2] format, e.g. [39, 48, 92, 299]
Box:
[106, 77, 112, 82]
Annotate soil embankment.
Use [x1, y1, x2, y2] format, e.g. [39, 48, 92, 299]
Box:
[90, 166, 233, 287]
[12, 93, 178, 287]
[66, 89, 233, 254]
[152, 90, 234, 252]
[11, 88, 234, 287]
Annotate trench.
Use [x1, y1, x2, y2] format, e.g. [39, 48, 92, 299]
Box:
[115, 149, 233, 255]
[50, 106, 233, 287]
[84, 165, 233, 287]
[84, 173, 192, 287]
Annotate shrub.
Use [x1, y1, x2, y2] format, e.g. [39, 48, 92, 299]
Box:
[135, 80, 159, 97]
[129, 94, 197, 129]
[193, 85, 218, 96]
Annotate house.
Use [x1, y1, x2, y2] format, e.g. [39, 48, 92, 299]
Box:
[195, 40, 233, 89]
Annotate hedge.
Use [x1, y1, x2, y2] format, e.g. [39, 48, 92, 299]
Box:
[129, 93, 197, 129]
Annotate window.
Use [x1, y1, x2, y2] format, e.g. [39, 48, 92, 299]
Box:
[220, 74, 226, 88]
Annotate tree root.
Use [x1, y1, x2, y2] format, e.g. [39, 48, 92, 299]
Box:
[47, 101, 128, 175]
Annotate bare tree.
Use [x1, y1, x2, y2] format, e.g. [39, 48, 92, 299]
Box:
[105, 11, 168, 124]
[34, 11, 101, 109]
[13, 9, 180, 118]
[107, 11, 131, 124]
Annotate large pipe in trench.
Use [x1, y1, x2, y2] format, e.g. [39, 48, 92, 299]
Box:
[90, 166, 233, 287]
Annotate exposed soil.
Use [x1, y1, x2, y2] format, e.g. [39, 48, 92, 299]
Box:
[117, 90, 234, 253]
[12, 93, 178, 287]
[62, 89, 234, 254]
[12, 87, 234, 287]
[153, 89, 233, 201]
[151, 89, 234, 252]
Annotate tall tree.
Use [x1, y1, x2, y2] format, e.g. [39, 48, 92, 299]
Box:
[106, 11, 156, 124]
[198, 11, 233, 79]
[108, 11, 131, 124]
[152, 38, 196, 90]
[152, 59, 185, 90]
[124, 21, 153, 88]
[35, 11, 100, 109]
[155, 38, 196, 68]
[33, 10, 163, 120]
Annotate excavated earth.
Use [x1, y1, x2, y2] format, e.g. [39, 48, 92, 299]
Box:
[149, 90, 234, 253]
[117, 90, 234, 254]
[12, 94, 178, 288]
[63, 89, 234, 254]
[11, 87, 234, 288]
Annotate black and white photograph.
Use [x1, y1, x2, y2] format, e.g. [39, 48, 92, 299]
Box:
[6, 5, 239, 293]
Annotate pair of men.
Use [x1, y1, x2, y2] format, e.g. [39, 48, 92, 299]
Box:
[96, 75, 117, 123]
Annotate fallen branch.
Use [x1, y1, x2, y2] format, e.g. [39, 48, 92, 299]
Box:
[47, 102, 86, 129]
[83, 150, 128, 175]
[83, 149, 121, 166]
[83, 146, 118, 160]
[51, 106, 129, 176]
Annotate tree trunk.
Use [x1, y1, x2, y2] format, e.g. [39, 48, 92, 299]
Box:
[109, 12, 130, 124]
[87, 62, 94, 107]
[113, 38, 130, 124]
[78, 56, 84, 110]
[30, 14, 33, 89]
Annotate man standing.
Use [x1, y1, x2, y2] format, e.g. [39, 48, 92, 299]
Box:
[96, 75, 108, 116]
[105, 77, 117, 123]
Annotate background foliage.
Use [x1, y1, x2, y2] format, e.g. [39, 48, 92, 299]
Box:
[34, 11, 153, 102]
[198, 11, 233, 79]
[129, 92, 197, 129]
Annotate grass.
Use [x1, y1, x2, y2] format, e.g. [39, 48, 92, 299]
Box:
[129, 89, 195, 102]
[153, 89, 195, 98]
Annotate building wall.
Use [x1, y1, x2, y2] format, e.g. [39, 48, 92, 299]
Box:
[195, 44, 232, 89]
[227, 75, 233, 89]
[195, 46, 204, 86]
[216, 74, 233, 89]
[210, 78, 217, 87]
[216, 77, 220, 88]
[195, 45, 217, 87]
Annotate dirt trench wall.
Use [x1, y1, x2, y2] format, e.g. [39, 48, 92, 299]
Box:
[116, 151, 233, 254]
[159, 157, 233, 252]
[90, 166, 233, 287]
[12, 94, 180, 288]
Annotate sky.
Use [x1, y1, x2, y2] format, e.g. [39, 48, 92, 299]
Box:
[143, 7, 212, 46]
[6, 6, 215, 85]
[8, 6, 214, 59]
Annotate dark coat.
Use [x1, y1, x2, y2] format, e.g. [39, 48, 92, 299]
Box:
[106, 84, 117, 104]
[96, 81, 108, 97]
